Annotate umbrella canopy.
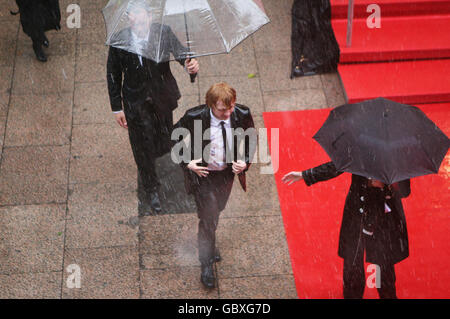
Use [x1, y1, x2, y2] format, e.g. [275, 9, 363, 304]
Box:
[102, 0, 269, 63]
[313, 98, 450, 184]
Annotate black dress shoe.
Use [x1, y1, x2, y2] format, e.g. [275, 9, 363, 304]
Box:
[149, 191, 162, 213]
[33, 44, 47, 62]
[200, 264, 215, 289]
[292, 65, 317, 77]
[138, 200, 152, 217]
[214, 248, 221, 262]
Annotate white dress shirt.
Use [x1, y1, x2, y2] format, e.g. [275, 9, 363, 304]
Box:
[208, 110, 232, 171]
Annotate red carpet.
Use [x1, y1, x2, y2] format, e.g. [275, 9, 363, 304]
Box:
[338, 59, 450, 104]
[263, 103, 450, 299]
[330, 0, 450, 19]
[332, 0, 450, 105]
[332, 15, 450, 63]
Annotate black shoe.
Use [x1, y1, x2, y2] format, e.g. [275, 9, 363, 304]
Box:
[292, 65, 318, 77]
[292, 66, 303, 77]
[200, 264, 215, 289]
[138, 189, 162, 216]
[138, 200, 152, 217]
[149, 191, 162, 214]
[33, 44, 47, 62]
[214, 248, 221, 262]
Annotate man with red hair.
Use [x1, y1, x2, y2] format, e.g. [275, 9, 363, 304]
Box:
[173, 82, 256, 289]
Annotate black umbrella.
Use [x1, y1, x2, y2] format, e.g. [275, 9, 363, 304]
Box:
[313, 98, 450, 184]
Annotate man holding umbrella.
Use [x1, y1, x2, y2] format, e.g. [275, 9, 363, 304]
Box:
[106, 2, 199, 216]
[282, 98, 449, 298]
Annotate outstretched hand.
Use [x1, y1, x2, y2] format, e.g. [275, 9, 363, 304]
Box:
[282, 171, 303, 185]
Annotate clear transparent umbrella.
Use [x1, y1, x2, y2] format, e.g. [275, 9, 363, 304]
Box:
[102, 0, 269, 63]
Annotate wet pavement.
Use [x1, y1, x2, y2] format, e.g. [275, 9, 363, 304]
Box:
[0, 0, 345, 298]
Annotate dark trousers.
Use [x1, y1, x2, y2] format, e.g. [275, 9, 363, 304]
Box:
[124, 101, 173, 200]
[343, 235, 397, 299]
[193, 168, 234, 266]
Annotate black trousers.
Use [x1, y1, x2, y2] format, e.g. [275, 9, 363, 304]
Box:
[343, 234, 397, 299]
[193, 168, 234, 266]
[17, 0, 60, 46]
[124, 101, 173, 200]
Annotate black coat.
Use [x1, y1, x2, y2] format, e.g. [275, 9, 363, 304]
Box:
[302, 162, 411, 265]
[106, 26, 188, 116]
[173, 104, 256, 194]
[14, 0, 61, 42]
[291, 0, 340, 74]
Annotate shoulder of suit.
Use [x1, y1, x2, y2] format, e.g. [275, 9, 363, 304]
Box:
[182, 104, 251, 118]
[183, 104, 208, 118]
[235, 104, 250, 112]
[234, 104, 252, 117]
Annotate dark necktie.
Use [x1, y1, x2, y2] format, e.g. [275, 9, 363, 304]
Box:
[220, 121, 228, 164]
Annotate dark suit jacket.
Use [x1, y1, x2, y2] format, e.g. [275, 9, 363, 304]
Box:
[15, 0, 61, 39]
[173, 104, 256, 194]
[291, 0, 339, 72]
[302, 162, 411, 265]
[106, 25, 188, 116]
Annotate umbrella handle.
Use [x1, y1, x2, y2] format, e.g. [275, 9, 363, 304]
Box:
[190, 73, 197, 83]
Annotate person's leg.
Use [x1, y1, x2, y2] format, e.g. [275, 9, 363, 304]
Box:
[195, 189, 221, 267]
[125, 106, 161, 215]
[211, 169, 234, 262]
[216, 169, 235, 212]
[377, 264, 397, 299]
[17, 2, 47, 62]
[291, 1, 305, 78]
[31, 33, 47, 62]
[194, 184, 221, 288]
[343, 238, 366, 299]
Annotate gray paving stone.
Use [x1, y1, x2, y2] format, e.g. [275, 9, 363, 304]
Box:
[216, 216, 293, 278]
[5, 93, 73, 147]
[62, 246, 140, 299]
[141, 267, 219, 299]
[0, 145, 70, 205]
[0, 204, 66, 274]
[66, 182, 138, 249]
[219, 274, 298, 299]
[0, 271, 62, 299]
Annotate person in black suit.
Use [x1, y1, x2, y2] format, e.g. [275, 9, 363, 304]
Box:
[172, 83, 256, 288]
[12, 0, 61, 62]
[283, 162, 411, 298]
[107, 4, 199, 216]
[290, 0, 340, 77]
